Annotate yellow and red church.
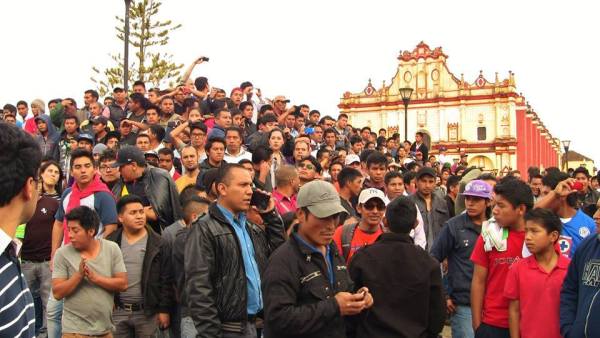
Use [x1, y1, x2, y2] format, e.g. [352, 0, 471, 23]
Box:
[338, 41, 561, 174]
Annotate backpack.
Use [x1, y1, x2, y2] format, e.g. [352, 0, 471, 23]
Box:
[340, 223, 359, 262]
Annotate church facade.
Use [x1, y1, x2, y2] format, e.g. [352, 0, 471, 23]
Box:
[338, 42, 561, 174]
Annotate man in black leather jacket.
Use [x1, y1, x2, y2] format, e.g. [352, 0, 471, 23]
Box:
[112, 146, 183, 233]
[262, 180, 374, 338]
[184, 164, 286, 337]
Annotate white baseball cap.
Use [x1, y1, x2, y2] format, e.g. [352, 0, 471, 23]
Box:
[345, 154, 360, 165]
[358, 188, 390, 206]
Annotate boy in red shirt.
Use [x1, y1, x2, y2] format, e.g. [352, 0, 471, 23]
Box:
[504, 208, 569, 338]
[333, 188, 389, 263]
[470, 178, 534, 338]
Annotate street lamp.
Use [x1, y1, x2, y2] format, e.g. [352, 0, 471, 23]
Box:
[399, 87, 413, 142]
[123, 0, 132, 92]
[562, 139, 571, 172]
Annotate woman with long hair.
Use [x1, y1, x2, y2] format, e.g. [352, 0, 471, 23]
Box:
[268, 128, 286, 188]
[39, 161, 63, 199]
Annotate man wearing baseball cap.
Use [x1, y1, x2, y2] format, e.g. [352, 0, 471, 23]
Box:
[333, 188, 389, 263]
[272, 95, 289, 113]
[76, 133, 95, 152]
[262, 180, 373, 338]
[431, 180, 492, 338]
[111, 146, 182, 233]
[344, 154, 361, 170]
[91, 115, 109, 145]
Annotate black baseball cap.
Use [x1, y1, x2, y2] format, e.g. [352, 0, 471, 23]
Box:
[196, 168, 220, 192]
[416, 167, 437, 179]
[91, 116, 108, 125]
[77, 133, 95, 144]
[112, 146, 146, 167]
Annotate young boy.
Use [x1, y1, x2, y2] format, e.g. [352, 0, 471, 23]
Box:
[431, 180, 493, 338]
[362, 152, 388, 191]
[504, 208, 569, 338]
[470, 178, 533, 338]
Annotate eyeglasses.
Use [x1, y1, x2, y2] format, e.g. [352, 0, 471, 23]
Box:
[191, 133, 205, 138]
[297, 163, 315, 170]
[363, 202, 386, 211]
[99, 165, 115, 171]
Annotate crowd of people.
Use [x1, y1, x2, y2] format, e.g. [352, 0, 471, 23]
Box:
[2, 60, 600, 338]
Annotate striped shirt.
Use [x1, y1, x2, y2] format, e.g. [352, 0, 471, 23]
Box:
[0, 229, 36, 337]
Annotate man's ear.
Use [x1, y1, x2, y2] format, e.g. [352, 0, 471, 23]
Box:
[216, 182, 226, 197]
[23, 177, 36, 202]
[518, 204, 527, 217]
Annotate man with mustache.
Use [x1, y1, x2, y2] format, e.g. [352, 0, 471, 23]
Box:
[185, 164, 285, 337]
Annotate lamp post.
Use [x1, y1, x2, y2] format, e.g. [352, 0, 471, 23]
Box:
[399, 87, 413, 141]
[562, 139, 571, 172]
[123, 0, 131, 92]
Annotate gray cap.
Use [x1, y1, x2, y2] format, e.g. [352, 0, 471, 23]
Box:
[297, 180, 347, 218]
[92, 143, 108, 155]
[112, 146, 146, 167]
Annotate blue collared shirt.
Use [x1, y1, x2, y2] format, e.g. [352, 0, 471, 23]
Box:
[216, 204, 262, 315]
[293, 233, 335, 286]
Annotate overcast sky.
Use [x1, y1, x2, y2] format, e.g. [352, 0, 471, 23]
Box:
[2, 0, 599, 165]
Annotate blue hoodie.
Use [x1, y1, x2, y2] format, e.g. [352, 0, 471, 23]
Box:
[560, 234, 600, 338]
[34, 114, 60, 161]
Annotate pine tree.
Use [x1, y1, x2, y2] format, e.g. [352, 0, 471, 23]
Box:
[91, 0, 183, 96]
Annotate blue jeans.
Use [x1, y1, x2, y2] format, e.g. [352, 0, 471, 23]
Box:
[46, 293, 63, 338]
[451, 305, 474, 338]
[22, 260, 52, 337]
[180, 316, 198, 338]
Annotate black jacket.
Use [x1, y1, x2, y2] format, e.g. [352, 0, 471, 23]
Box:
[409, 191, 450, 251]
[410, 142, 429, 160]
[348, 232, 445, 338]
[430, 213, 481, 306]
[107, 226, 174, 316]
[184, 203, 285, 337]
[262, 234, 353, 338]
[112, 166, 183, 232]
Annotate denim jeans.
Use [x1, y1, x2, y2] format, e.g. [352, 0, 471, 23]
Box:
[22, 260, 52, 338]
[475, 323, 510, 338]
[180, 318, 256, 338]
[451, 305, 474, 338]
[112, 308, 157, 338]
[46, 293, 63, 338]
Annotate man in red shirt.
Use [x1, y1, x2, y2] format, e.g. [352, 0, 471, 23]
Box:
[504, 208, 569, 338]
[333, 188, 389, 263]
[470, 178, 533, 338]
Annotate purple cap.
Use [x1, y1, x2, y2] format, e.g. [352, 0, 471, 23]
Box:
[461, 180, 492, 199]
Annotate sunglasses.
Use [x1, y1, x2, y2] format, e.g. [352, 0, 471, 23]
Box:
[297, 163, 315, 170]
[363, 202, 386, 211]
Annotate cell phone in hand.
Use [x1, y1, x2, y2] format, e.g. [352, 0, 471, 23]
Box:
[250, 190, 270, 210]
[167, 120, 181, 128]
[569, 181, 584, 191]
[200, 56, 209, 62]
